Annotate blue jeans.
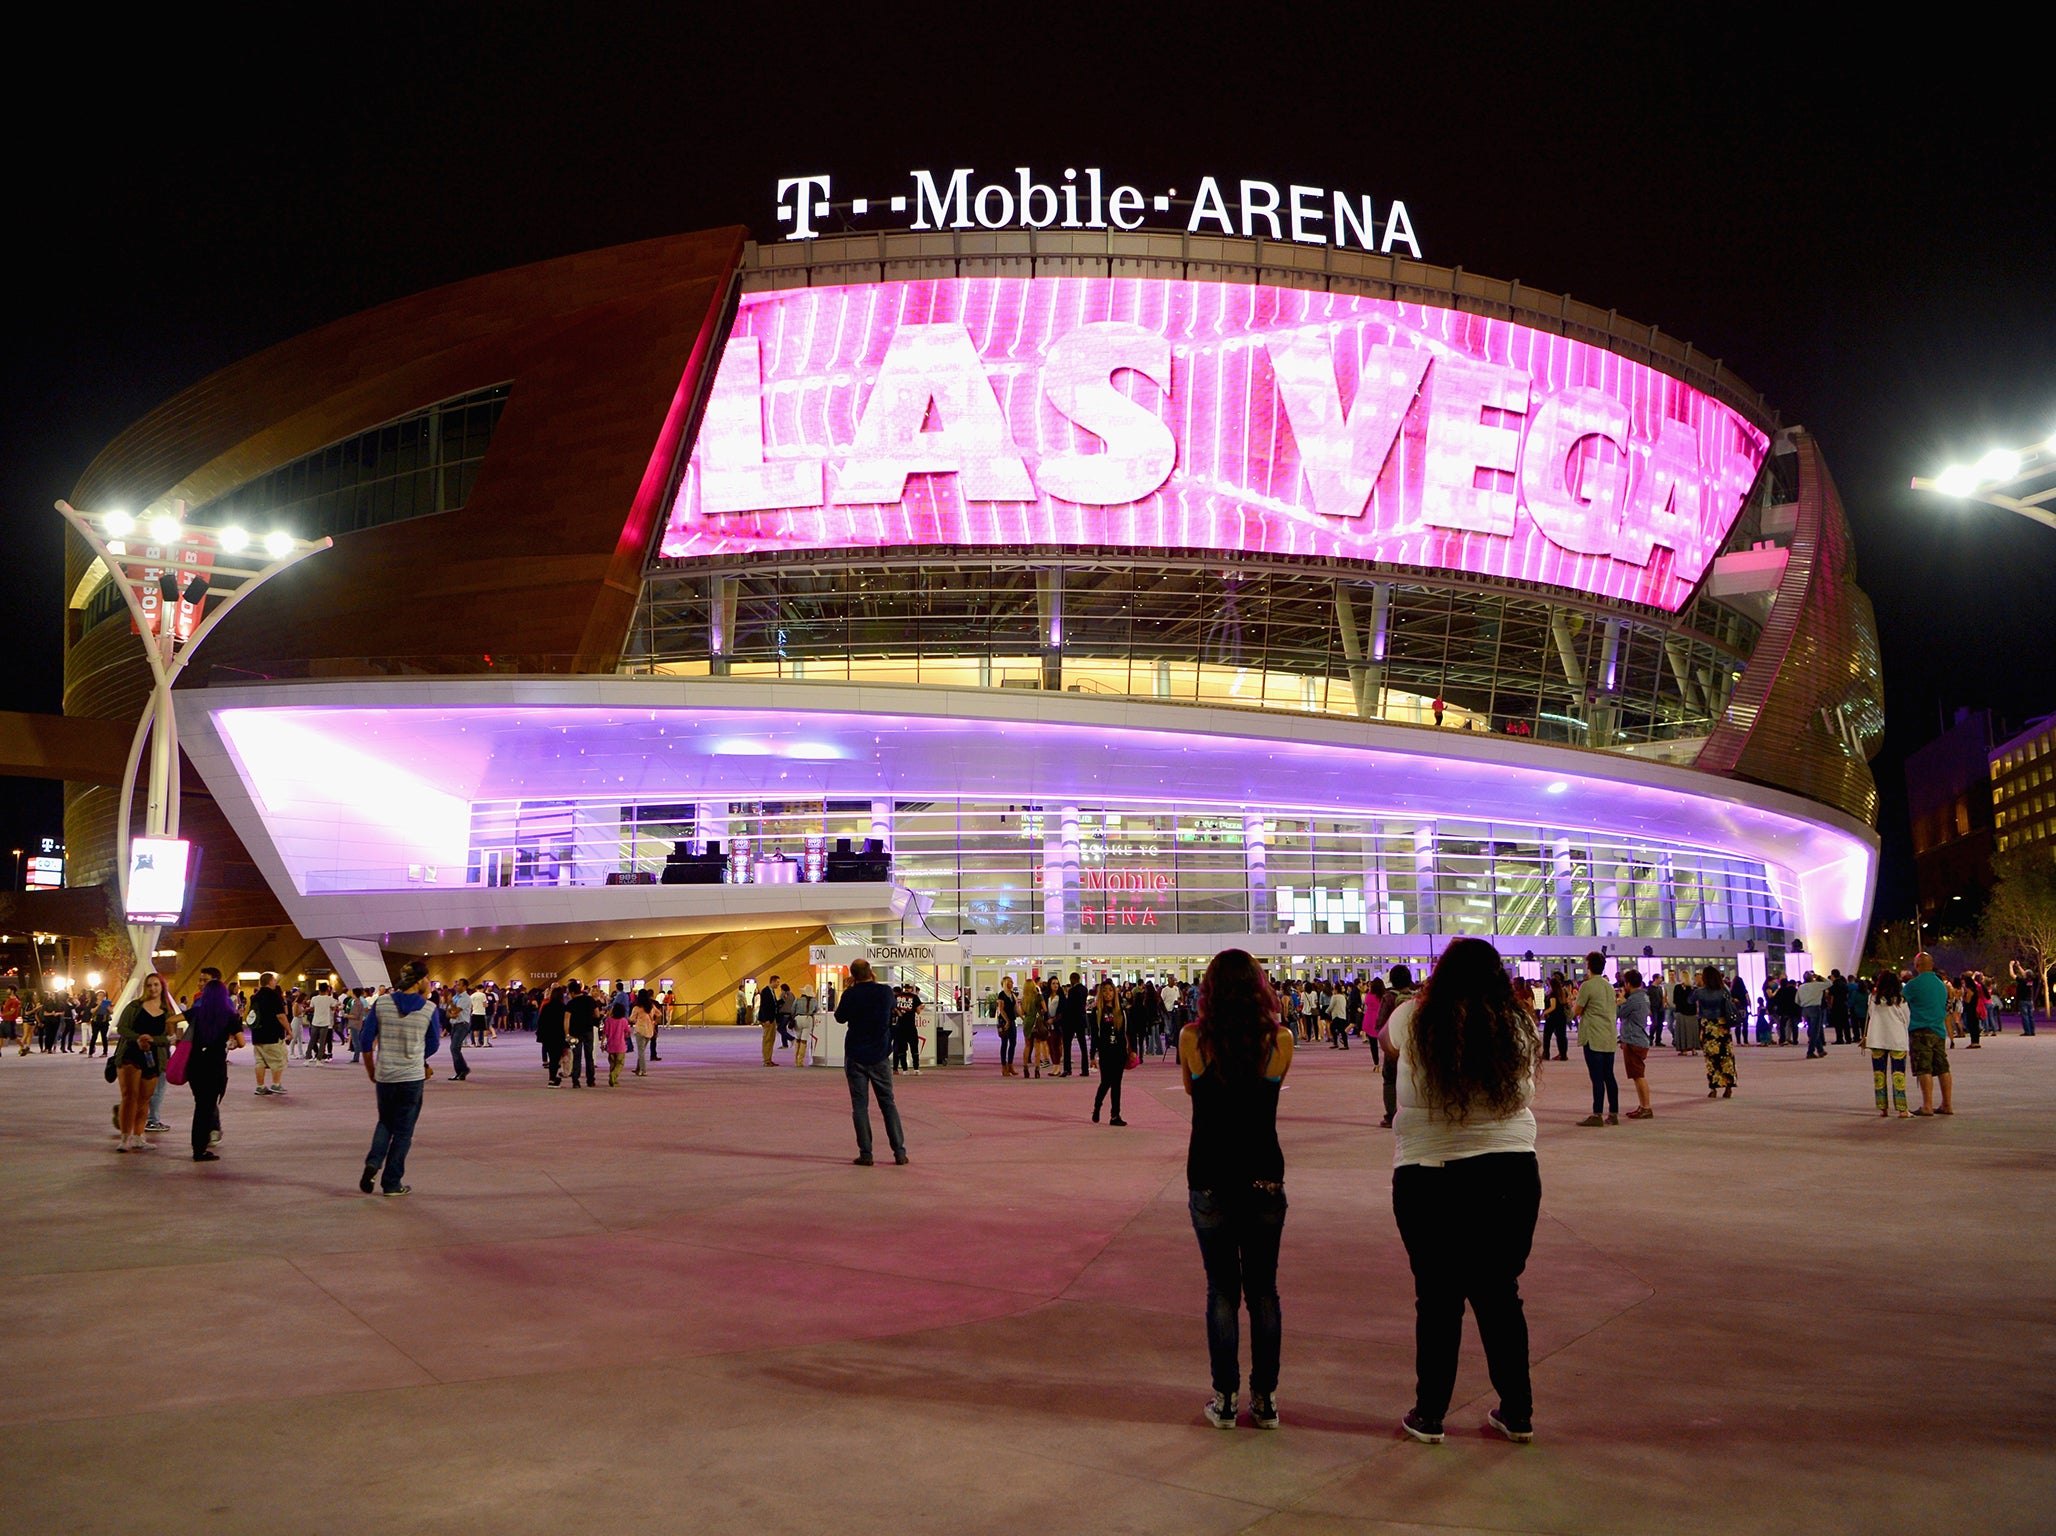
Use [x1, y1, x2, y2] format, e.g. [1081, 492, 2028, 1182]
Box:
[448, 1030, 469, 1079]
[845, 1058, 906, 1158]
[1190, 1186, 1287, 1397]
[1804, 1006, 1825, 1056]
[2023, 997, 2037, 1036]
[148, 1071, 169, 1123]
[365, 1079, 425, 1191]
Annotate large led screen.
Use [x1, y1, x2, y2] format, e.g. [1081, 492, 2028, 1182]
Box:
[664, 278, 1768, 611]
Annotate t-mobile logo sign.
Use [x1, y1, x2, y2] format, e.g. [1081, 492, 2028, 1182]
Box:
[776, 169, 1420, 257]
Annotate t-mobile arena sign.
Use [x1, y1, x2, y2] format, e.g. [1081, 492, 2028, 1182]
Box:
[775, 170, 1422, 256]
[664, 278, 1768, 612]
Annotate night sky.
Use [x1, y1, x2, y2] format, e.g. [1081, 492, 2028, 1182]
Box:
[4, 10, 2050, 932]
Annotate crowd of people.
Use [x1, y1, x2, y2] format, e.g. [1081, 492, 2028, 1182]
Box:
[15, 936, 2041, 1444]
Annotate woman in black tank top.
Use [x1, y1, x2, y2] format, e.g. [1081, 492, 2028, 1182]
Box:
[1180, 948, 1295, 1432]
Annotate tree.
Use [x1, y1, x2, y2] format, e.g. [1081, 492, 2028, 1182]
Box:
[1981, 856, 2056, 1008]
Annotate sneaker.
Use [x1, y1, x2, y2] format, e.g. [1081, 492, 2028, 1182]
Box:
[894, 1151, 910, 1166]
[1604, 1113, 1619, 1125]
[381, 1184, 412, 1197]
[1250, 1392, 1280, 1430]
[359, 1168, 377, 1194]
[193, 1151, 220, 1163]
[254, 1088, 270, 1096]
[1576, 1115, 1605, 1127]
[852, 1154, 875, 1166]
[1486, 1407, 1534, 1443]
[209, 1130, 222, 1145]
[146, 1120, 170, 1133]
[1203, 1392, 1237, 1429]
[1109, 1117, 1128, 1127]
[1401, 1409, 1445, 1444]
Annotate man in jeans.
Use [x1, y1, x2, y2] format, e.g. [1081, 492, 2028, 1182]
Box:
[835, 960, 908, 1166]
[358, 961, 444, 1196]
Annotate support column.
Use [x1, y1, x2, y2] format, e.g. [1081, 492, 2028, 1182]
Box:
[1045, 804, 1080, 935]
[1244, 811, 1270, 934]
[710, 575, 739, 676]
[868, 800, 892, 854]
[1658, 852, 1678, 938]
[1552, 835, 1576, 935]
[1413, 823, 1438, 941]
[1037, 569, 1063, 691]
[1597, 860, 1623, 937]
[324, 938, 392, 990]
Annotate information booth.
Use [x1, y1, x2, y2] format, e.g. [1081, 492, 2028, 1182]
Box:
[804, 941, 969, 1068]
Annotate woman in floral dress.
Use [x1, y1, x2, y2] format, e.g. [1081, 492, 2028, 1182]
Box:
[1694, 965, 1737, 1098]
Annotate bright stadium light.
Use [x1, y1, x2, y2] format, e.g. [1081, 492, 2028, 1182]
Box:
[1977, 448, 2021, 482]
[1913, 432, 2056, 532]
[53, 496, 333, 1012]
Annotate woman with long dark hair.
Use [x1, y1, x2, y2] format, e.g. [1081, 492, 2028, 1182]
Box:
[1696, 966, 1737, 1098]
[1181, 948, 1295, 1431]
[1091, 979, 1129, 1125]
[1385, 938, 1541, 1444]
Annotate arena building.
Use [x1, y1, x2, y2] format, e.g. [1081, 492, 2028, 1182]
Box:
[59, 222, 1884, 1010]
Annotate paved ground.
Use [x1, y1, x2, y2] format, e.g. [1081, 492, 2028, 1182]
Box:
[3, 1021, 2052, 1535]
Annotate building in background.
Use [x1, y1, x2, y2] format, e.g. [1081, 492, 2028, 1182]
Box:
[1992, 714, 2056, 862]
[59, 225, 1885, 1007]
[1906, 708, 2002, 929]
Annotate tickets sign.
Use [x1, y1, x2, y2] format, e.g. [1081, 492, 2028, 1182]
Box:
[664, 277, 1768, 611]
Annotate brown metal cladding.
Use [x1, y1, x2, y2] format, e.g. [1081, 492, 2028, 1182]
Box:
[61, 227, 747, 933]
[1694, 433, 1884, 825]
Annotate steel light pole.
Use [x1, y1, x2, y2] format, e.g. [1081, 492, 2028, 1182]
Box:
[55, 499, 331, 1008]
[1910, 433, 2056, 531]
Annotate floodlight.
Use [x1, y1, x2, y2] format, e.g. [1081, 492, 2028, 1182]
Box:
[85, 971, 102, 988]
[218, 526, 249, 553]
[1934, 465, 1978, 497]
[264, 530, 294, 559]
[103, 510, 134, 537]
[148, 516, 182, 543]
[1976, 449, 2020, 482]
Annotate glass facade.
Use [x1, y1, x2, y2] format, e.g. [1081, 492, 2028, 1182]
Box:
[191, 383, 510, 543]
[421, 792, 1791, 947]
[627, 554, 1759, 754]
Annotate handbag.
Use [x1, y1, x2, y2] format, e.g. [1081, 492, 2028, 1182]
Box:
[104, 1055, 119, 1084]
[1126, 1050, 1140, 1070]
[166, 1036, 193, 1087]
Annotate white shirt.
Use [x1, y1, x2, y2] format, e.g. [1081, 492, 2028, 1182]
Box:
[1328, 991, 1348, 1019]
[1865, 1000, 1911, 1054]
[308, 994, 338, 1029]
[1385, 999, 1538, 1167]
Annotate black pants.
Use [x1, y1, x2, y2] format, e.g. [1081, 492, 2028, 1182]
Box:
[187, 1048, 228, 1157]
[89, 1021, 111, 1056]
[999, 1026, 1017, 1067]
[1542, 1016, 1568, 1060]
[540, 1037, 565, 1083]
[1584, 1044, 1619, 1115]
[1190, 1186, 1287, 1397]
[570, 1037, 596, 1084]
[1063, 1026, 1091, 1075]
[893, 1026, 915, 1071]
[1392, 1152, 1540, 1426]
[1094, 1055, 1124, 1119]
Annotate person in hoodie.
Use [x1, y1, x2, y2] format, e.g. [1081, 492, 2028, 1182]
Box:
[182, 968, 245, 1161]
[357, 961, 444, 1197]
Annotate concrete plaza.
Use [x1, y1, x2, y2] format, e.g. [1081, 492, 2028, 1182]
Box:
[2, 1021, 2051, 1534]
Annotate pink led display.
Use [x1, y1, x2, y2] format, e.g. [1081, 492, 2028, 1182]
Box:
[664, 278, 1768, 611]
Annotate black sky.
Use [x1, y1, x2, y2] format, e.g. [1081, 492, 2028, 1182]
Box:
[4, 6, 2051, 930]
